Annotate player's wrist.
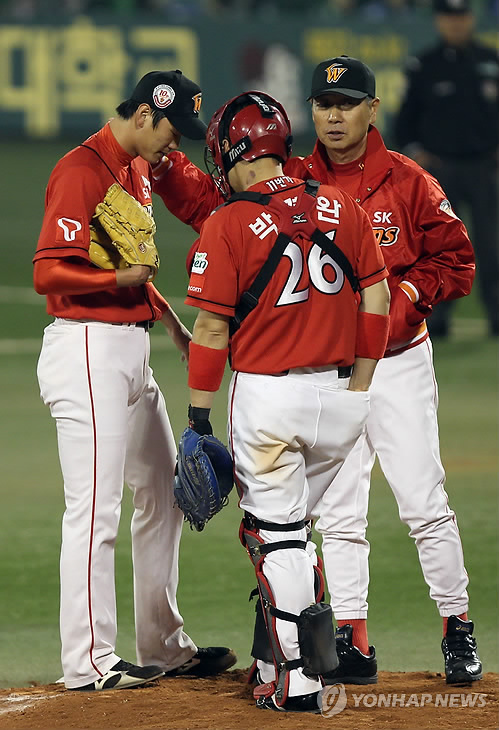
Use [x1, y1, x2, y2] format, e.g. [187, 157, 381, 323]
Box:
[188, 405, 213, 435]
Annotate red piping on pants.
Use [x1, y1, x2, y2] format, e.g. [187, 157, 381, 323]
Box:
[84, 327, 103, 677]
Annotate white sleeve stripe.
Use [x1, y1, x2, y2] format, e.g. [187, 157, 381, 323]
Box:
[400, 280, 419, 303]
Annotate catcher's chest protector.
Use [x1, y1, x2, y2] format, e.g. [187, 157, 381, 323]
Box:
[226, 180, 359, 336]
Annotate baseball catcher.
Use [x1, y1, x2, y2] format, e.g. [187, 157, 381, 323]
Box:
[174, 407, 234, 531]
[89, 183, 160, 280]
[179, 90, 390, 713]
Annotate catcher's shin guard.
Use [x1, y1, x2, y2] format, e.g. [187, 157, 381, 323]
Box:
[249, 587, 274, 665]
[248, 525, 326, 673]
[240, 514, 337, 707]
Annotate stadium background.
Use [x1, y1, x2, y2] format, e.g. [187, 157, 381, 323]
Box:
[0, 0, 497, 691]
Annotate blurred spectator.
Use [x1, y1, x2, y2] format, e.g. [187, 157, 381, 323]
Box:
[0, 0, 455, 17]
[393, 0, 499, 338]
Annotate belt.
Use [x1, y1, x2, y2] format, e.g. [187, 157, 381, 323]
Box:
[270, 365, 353, 378]
[338, 365, 353, 378]
[136, 320, 154, 331]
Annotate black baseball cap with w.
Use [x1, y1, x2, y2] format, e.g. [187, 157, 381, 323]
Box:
[308, 56, 376, 100]
[130, 70, 207, 140]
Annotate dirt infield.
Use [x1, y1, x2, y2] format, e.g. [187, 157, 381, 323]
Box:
[0, 670, 497, 729]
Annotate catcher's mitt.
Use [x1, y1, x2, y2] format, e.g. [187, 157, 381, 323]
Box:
[93, 183, 160, 280]
[174, 427, 234, 532]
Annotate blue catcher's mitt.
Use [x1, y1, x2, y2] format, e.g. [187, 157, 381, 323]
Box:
[174, 427, 234, 532]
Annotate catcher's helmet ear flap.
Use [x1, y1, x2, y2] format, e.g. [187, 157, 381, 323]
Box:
[204, 91, 293, 198]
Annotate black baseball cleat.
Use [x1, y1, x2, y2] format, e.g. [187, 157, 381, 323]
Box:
[442, 616, 482, 684]
[257, 691, 321, 713]
[163, 646, 237, 677]
[321, 624, 378, 685]
[70, 660, 164, 691]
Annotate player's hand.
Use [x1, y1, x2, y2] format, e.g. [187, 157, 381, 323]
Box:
[170, 325, 191, 365]
[151, 155, 170, 181]
[160, 307, 192, 366]
[115, 265, 153, 287]
[387, 286, 430, 349]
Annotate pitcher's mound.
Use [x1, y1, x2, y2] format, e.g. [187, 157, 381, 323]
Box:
[0, 669, 497, 729]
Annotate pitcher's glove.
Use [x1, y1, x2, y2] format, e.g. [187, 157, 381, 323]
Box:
[88, 223, 129, 271]
[92, 183, 160, 280]
[174, 426, 234, 532]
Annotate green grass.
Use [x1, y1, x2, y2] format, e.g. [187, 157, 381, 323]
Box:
[0, 138, 497, 689]
[0, 333, 497, 689]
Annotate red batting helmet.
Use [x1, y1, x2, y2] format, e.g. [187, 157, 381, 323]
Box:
[204, 91, 293, 198]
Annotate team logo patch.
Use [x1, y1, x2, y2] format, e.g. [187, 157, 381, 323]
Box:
[56, 217, 83, 243]
[153, 84, 175, 109]
[373, 226, 400, 246]
[373, 210, 393, 224]
[439, 199, 457, 219]
[192, 93, 202, 114]
[326, 64, 348, 84]
[192, 251, 208, 274]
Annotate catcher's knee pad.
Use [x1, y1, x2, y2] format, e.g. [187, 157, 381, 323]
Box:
[240, 513, 337, 706]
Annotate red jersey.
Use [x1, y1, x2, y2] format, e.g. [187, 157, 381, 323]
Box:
[34, 123, 168, 323]
[154, 126, 475, 354]
[185, 177, 387, 373]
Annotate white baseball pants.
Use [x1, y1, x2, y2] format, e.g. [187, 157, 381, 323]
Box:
[310, 339, 469, 620]
[37, 319, 196, 688]
[229, 366, 370, 696]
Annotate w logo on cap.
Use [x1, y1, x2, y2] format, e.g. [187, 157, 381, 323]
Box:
[326, 64, 348, 83]
[192, 93, 202, 114]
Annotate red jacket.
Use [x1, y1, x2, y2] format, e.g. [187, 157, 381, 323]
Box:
[153, 126, 475, 353]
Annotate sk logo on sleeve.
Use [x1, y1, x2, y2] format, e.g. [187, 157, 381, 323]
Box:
[56, 217, 83, 242]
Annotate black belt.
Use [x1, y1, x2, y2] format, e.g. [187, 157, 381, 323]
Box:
[270, 365, 352, 378]
[136, 320, 154, 331]
[338, 365, 353, 378]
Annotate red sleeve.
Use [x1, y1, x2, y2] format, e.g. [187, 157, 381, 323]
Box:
[402, 172, 475, 307]
[33, 258, 117, 295]
[34, 159, 103, 263]
[184, 211, 239, 315]
[152, 151, 223, 233]
[146, 283, 169, 315]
